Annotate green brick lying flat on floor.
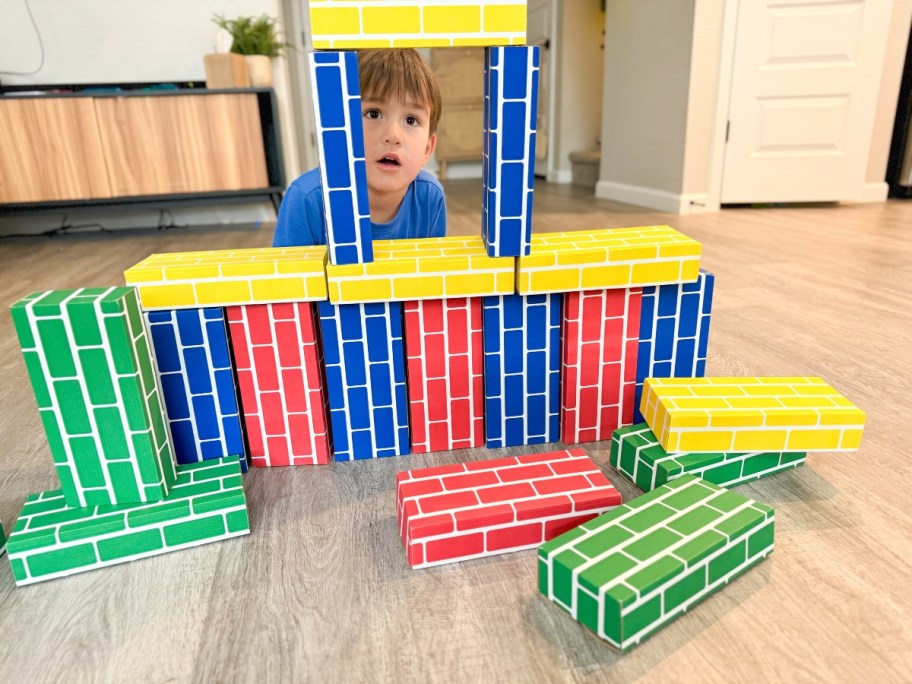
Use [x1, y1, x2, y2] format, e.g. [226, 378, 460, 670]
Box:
[611, 423, 806, 491]
[538, 474, 774, 651]
[0, 518, 6, 557]
[6, 456, 248, 586]
[10, 287, 177, 508]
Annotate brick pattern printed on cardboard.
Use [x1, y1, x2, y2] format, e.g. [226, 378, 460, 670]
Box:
[483, 293, 561, 448]
[146, 308, 247, 472]
[318, 300, 409, 460]
[398, 448, 621, 568]
[309, 0, 528, 49]
[309, 51, 373, 266]
[611, 424, 806, 491]
[640, 377, 867, 453]
[226, 303, 330, 466]
[6, 456, 250, 586]
[538, 474, 775, 651]
[561, 288, 642, 444]
[483, 46, 538, 257]
[326, 236, 515, 304]
[634, 270, 714, 423]
[10, 288, 177, 508]
[404, 298, 484, 453]
[516, 226, 702, 295]
[124, 246, 328, 311]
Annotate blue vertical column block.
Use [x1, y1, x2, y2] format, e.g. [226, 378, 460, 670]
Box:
[317, 301, 409, 460]
[483, 46, 539, 258]
[145, 308, 247, 472]
[634, 269, 715, 423]
[309, 51, 373, 265]
[482, 293, 561, 448]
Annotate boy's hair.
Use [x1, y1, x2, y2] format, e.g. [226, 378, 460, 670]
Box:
[358, 49, 443, 135]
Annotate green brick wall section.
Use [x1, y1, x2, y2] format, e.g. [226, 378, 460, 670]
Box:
[11, 287, 177, 508]
[610, 424, 806, 491]
[538, 474, 774, 651]
[6, 456, 248, 586]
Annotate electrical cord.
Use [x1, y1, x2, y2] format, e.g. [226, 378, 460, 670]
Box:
[0, 0, 45, 76]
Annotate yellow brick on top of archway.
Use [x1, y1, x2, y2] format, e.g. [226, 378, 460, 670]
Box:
[309, 0, 527, 49]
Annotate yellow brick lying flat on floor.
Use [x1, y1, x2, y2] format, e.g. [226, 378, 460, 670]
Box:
[325, 236, 515, 304]
[309, 0, 527, 49]
[124, 247, 328, 309]
[516, 226, 702, 294]
[641, 377, 866, 453]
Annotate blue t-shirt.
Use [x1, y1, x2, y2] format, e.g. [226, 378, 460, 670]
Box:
[272, 168, 446, 247]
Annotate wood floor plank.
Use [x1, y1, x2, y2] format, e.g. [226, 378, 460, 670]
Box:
[0, 182, 910, 682]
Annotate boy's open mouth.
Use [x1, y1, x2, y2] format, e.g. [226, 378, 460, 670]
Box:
[377, 154, 401, 168]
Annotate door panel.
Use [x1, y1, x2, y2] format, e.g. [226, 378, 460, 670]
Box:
[721, 0, 891, 203]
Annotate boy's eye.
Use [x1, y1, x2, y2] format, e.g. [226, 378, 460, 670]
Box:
[364, 109, 381, 119]
[405, 115, 420, 126]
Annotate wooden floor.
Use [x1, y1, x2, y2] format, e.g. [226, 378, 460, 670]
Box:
[0, 181, 910, 682]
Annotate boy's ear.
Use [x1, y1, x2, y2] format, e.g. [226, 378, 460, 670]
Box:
[424, 133, 437, 162]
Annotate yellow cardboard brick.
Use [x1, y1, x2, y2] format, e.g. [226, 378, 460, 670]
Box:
[325, 236, 515, 304]
[640, 377, 866, 453]
[309, 0, 527, 49]
[124, 247, 328, 310]
[516, 226, 702, 294]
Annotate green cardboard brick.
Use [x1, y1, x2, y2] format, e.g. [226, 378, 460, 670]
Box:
[1, 519, 8, 557]
[538, 474, 774, 652]
[610, 424, 806, 491]
[10, 287, 177, 508]
[6, 456, 249, 586]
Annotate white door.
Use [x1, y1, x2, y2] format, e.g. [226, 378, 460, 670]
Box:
[721, 0, 892, 203]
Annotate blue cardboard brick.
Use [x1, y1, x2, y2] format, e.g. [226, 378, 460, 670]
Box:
[483, 293, 561, 448]
[145, 308, 247, 472]
[317, 301, 409, 460]
[483, 46, 539, 258]
[635, 270, 714, 423]
[309, 51, 373, 266]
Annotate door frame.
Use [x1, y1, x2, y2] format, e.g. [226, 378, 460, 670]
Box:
[705, 0, 741, 213]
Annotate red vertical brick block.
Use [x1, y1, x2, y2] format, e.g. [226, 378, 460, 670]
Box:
[226, 302, 330, 466]
[396, 448, 622, 568]
[560, 288, 642, 445]
[404, 298, 484, 453]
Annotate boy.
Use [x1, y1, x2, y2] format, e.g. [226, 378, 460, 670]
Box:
[273, 49, 446, 248]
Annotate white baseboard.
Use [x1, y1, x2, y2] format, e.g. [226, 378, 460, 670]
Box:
[595, 181, 717, 214]
[851, 182, 890, 203]
[546, 168, 573, 184]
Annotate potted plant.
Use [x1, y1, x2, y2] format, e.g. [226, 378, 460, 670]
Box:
[212, 14, 288, 87]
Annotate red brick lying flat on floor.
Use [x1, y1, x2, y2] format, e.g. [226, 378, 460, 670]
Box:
[396, 449, 622, 568]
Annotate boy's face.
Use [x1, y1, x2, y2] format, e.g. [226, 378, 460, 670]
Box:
[361, 95, 437, 203]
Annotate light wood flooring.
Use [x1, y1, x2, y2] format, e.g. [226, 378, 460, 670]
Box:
[0, 181, 910, 682]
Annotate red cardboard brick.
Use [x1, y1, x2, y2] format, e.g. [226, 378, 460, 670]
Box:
[227, 302, 330, 466]
[560, 288, 641, 445]
[396, 448, 622, 568]
[404, 298, 484, 453]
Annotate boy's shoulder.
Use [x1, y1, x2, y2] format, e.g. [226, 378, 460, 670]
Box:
[288, 168, 324, 200]
[412, 169, 444, 197]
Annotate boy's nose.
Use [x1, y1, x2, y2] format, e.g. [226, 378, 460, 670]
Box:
[383, 122, 402, 145]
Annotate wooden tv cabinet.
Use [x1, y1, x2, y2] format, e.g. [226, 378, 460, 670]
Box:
[0, 87, 284, 213]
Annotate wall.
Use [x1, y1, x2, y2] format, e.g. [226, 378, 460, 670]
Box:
[596, 1, 695, 206]
[0, 0, 299, 235]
